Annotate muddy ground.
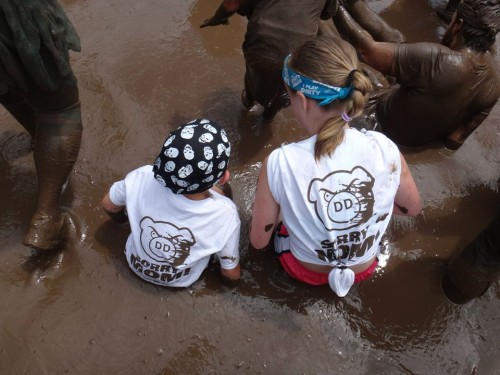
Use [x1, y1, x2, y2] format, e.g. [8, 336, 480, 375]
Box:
[0, 0, 499, 374]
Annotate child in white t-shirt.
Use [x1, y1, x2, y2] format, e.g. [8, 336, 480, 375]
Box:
[250, 36, 422, 297]
[102, 119, 241, 287]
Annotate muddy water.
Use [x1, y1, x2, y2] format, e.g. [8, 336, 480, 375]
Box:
[0, 0, 499, 373]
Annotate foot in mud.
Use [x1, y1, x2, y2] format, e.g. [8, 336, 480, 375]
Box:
[23, 212, 68, 250]
[0, 131, 32, 161]
[25, 249, 66, 285]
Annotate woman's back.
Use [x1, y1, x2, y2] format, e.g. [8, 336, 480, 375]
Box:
[267, 128, 401, 267]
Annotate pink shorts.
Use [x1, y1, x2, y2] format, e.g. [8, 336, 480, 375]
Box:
[278, 252, 378, 285]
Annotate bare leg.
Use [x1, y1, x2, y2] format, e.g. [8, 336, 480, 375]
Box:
[23, 102, 82, 250]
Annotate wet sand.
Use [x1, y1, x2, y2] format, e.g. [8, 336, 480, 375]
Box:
[0, 0, 499, 373]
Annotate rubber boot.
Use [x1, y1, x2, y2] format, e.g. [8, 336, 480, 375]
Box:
[23, 102, 82, 250]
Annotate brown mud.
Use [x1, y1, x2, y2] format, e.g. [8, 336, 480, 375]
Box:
[0, 0, 499, 374]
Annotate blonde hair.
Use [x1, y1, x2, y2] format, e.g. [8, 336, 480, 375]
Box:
[288, 36, 372, 160]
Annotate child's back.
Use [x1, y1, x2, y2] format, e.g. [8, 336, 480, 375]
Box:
[102, 119, 241, 287]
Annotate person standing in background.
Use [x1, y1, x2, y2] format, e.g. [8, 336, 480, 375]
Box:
[201, 0, 339, 121]
[0, 0, 83, 250]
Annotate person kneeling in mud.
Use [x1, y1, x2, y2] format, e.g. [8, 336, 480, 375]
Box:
[102, 119, 241, 287]
[0, 0, 83, 250]
[250, 36, 422, 297]
[334, 0, 500, 150]
[201, 0, 339, 121]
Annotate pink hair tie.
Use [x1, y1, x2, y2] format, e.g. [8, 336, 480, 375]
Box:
[341, 112, 352, 122]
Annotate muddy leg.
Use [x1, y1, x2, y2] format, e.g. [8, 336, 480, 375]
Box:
[262, 88, 290, 122]
[23, 102, 82, 250]
[242, 69, 256, 110]
[261, 102, 282, 122]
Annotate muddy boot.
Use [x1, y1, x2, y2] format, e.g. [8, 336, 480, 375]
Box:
[441, 214, 500, 304]
[23, 102, 82, 250]
[24, 212, 68, 250]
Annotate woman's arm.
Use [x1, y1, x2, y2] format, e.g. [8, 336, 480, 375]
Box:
[393, 153, 422, 216]
[250, 157, 281, 249]
[333, 5, 396, 75]
[200, 0, 240, 28]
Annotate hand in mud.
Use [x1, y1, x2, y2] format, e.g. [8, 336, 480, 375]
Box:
[200, 17, 229, 28]
[106, 207, 129, 224]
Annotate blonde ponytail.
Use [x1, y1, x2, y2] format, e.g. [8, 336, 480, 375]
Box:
[288, 36, 373, 160]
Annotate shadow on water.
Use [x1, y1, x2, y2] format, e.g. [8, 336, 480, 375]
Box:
[354, 256, 455, 349]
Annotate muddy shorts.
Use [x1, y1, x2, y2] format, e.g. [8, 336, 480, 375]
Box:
[274, 223, 378, 285]
[0, 0, 80, 95]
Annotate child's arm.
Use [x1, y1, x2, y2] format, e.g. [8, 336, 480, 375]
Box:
[218, 215, 241, 286]
[250, 157, 280, 249]
[101, 193, 128, 223]
[333, 5, 397, 76]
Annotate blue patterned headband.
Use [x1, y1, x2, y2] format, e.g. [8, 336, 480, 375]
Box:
[282, 54, 352, 106]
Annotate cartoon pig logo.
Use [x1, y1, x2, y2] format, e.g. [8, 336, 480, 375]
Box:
[308, 166, 375, 231]
[139, 217, 196, 266]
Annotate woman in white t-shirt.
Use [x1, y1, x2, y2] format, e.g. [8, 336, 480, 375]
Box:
[250, 36, 422, 296]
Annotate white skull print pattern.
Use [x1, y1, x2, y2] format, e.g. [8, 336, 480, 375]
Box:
[152, 119, 231, 194]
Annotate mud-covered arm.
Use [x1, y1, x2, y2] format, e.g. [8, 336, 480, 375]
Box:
[101, 193, 128, 223]
[334, 5, 396, 75]
[339, 0, 404, 43]
[200, 0, 240, 28]
[250, 157, 281, 249]
[393, 153, 422, 216]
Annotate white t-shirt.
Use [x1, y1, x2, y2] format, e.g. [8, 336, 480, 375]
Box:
[109, 165, 241, 287]
[268, 128, 401, 267]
